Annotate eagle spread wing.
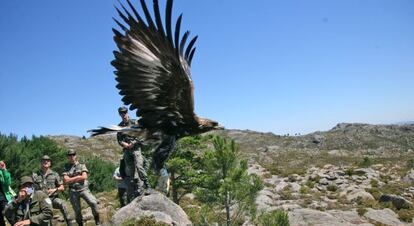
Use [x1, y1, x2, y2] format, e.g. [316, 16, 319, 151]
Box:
[112, 0, 200, 136]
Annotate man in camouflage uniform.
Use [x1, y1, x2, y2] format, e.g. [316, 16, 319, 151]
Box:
[63, 150, 100, 226]
[5, 176, 53, 226]
[32, 155, 72, 226]
[117, 106, 151, 202]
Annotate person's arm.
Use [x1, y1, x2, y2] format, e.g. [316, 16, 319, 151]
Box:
[117, 132, 125, 146]
[4, 170, 11, 187]
[117, 131, 134, 149]
[48, 174, 65, 194]
[48, 184, 64, 195]
[4, 201, 18, 225]
[28, 193, 53, 225]
[113, 168, 123, 181]
[63, 172, 87, 184]
[0, 162, 11, 186]
[114, 175, 123, 180]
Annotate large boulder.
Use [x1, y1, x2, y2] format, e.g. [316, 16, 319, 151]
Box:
[363, 208, 405, 226]
[401, 169, 414, 183]
[112, 192, 192, 226]
[288, 208, 368, 226]
[345, 189, 375, 202]
[379, 194, 412, 210]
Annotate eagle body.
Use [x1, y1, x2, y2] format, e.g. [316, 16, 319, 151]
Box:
[90, 0, 222, 171]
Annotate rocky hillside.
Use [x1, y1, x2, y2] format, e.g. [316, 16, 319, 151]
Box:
[49, 123, 414, 165]
[48, 123, 414, 225]
[215, 123, 414, 153]
[48, 134, 123, 164]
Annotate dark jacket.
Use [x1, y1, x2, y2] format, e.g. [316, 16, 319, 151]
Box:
[5, 190, 53, 226]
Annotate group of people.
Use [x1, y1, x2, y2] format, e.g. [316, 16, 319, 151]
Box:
[0, 151, 100, 226]
[0, 106, 157, 226]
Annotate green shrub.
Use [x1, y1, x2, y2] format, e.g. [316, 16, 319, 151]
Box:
[0, 134, 115, 193]
[0, 134, 67, 188]
[326, 184, 338, 192]
[398, 209, 414, 223]
[86, 157, 116, 193]
[366, 187, 382, 200]
[359, 156, 372, 167]
[121, 216, 169, 226]
[279, 186, 293, 200]
[357, 207, 367, 216]
[345, 168, 354, 176]
[370, 179, 379, 188]
[300, 185, 310, 194]
[257, 210, 290, 226]
[407, 159, 414, 169]
[305, 180, 315, 189]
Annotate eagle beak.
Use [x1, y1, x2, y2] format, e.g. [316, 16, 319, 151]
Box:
[214, 124, 225, 130]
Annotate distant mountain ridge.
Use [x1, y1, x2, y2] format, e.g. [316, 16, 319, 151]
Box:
[48, 122, 414, 164]
[396, 120, 414, 125]
[214, 123, 414, 153]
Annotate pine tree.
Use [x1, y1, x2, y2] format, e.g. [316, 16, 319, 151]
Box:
[166, 135, 207, 204]
[197, 136, 263, 226]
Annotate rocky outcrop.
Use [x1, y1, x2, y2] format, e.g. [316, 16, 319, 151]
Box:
[364, 208, 405, 226]
[248, 163, 413, 226]
[288, 208, 373, 226]
[112, 192, 192, 226]
[379, 194, 412, 210]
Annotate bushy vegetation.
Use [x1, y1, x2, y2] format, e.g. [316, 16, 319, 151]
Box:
[87, 157, 116, 193]
[0, 133, 115, 193]
[407, 159, 414, 169]
[121, 215, 169, 226]
[257, 210, 290, 226]
[195, 136, 263, 226]
[168, 135, 264, 225]
[167, 135, 212, 204]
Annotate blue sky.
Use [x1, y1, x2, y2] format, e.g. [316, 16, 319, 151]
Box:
[1, 0, 413, 138]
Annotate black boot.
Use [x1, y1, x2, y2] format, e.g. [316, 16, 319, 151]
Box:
[94, 215, 101, 226]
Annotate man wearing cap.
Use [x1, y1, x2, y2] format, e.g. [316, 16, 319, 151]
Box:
[117, 106, 151, 202]
[5, 176, 53, 226]
[63, 150, 100, 226]
[32, 155, 72, 226]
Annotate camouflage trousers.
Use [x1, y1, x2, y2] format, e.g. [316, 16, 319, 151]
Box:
[52, 197, 72, 226]
[69, 189, 99, 226]
[123, 148, 150, 202]
[153, 135, 176, 193]
[117, 187, 127, 207]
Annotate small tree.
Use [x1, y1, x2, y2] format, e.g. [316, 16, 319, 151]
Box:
[166, 135, 208, 204]
[196, 136, 263, 226]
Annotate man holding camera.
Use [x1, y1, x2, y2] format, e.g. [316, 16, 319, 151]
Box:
[5, 176, 53, 226]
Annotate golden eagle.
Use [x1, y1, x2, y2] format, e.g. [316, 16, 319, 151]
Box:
[90, 0, 223, 170]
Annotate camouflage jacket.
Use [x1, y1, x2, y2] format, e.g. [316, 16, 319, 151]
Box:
[62, 162, 89, 192]
[117, 119, 138, 147]
[32, 170, 62, 198]
[5, 190, 53, 226]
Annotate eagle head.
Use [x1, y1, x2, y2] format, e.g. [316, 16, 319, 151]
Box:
[197, 117, 224, 132]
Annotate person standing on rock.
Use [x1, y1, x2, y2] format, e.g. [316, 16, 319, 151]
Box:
[5, 176, 53, 226]
[113, 165, 127, 207]
[32, 155, 72, 226]
[63, 150, 100, 226]
[117, 106, 151, 202]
